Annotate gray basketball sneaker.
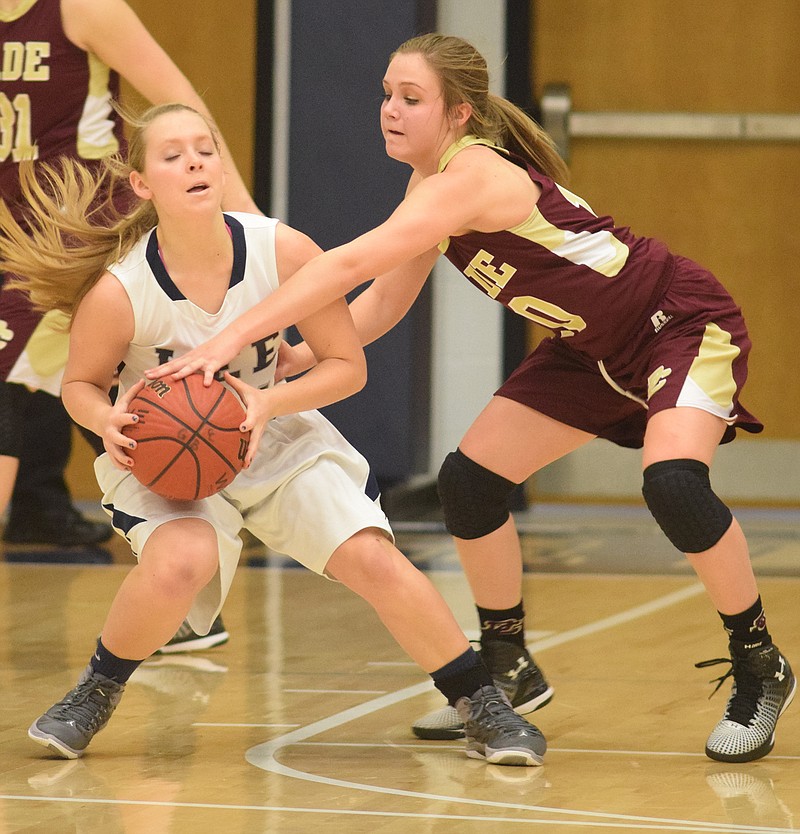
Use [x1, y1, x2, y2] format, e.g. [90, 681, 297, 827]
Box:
[412, 641, 553, 740]
[455, 685, 546, 766]
[697, 640, 796, 763]
[28, 666, 126, 759]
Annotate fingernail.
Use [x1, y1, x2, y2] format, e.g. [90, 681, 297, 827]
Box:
[129, 442, 135, 449]
[132, 415, 139, 422]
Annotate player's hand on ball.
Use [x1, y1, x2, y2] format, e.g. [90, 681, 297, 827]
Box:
[105, 378, 146, 470]
[145, 330, 242, 387]
[221, 372, 270, 468]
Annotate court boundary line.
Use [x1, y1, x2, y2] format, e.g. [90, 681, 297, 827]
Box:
[0, 793, 789, 832]
[244, 581, 795, 832]
[7, 582, 792, 831]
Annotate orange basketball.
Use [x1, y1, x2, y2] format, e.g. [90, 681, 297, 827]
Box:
[123, 375, 250, 501]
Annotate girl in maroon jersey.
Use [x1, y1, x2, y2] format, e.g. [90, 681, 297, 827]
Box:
[150, 33, 794, 763]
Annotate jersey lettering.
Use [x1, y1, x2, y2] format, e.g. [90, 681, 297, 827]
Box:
[464, 249, 517, 299]
[507, 295, 587, 337]
[252, 333, 278, 372]
[0, 319, 14, 352]
[151, 338, 279, 381]
[0, 92, 38, 162]
[0, 41, 50, 81]
[463, 249, 586, 337]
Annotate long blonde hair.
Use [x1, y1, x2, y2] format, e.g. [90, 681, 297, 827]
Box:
[393, 33, 569, 183]
[0, 103, 219, 321]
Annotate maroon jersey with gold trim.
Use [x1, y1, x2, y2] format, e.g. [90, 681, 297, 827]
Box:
[0, 0, 124, 212]
[438, 137, 676, 361]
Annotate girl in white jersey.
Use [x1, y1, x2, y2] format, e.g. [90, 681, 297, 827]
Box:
[149, 36, 794, 765]
[0, 103, 545, 766]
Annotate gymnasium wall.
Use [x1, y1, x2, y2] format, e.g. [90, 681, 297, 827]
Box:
[530, 0, 800, 504]
[66, 1, 800, 507]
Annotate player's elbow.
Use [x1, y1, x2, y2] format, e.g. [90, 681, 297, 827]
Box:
[327, 248, 374, 296]
[346, 352, 368, 395]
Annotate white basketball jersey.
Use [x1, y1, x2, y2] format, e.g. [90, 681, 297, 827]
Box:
[108, 212, 281, 396]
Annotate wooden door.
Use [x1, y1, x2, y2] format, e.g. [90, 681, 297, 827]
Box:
[534, 0, 800, 440]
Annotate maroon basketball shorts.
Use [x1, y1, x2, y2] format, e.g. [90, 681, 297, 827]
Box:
[497, 258, 763, 449]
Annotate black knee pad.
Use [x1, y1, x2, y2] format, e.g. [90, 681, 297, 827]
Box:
[0, 381, 26, 458]
[437, 449, 517, 540]
[642, 459, 733, 554]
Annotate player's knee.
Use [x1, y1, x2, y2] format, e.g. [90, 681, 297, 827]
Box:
[152, 540, 218, 595]
[328, 529, 399, 589]
[642, 459, 732, 553]
[437, 449, 517, 540]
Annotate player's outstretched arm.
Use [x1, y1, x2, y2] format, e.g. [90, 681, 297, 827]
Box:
[145, 168, 477, 383]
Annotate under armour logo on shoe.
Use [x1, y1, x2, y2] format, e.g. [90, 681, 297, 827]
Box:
[506, 656, 530, 681]
[775, 657, 786, 683]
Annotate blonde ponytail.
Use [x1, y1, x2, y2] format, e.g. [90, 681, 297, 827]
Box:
[487, 94, 569, 183]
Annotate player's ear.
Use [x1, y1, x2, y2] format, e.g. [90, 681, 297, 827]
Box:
[452, 102, 472, 128]
[129, 170, 152, 200]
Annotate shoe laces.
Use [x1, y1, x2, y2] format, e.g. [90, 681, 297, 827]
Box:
[54, 677, 120, 731]
[470, 687, 530, 733]
[695, 655, 763, 726]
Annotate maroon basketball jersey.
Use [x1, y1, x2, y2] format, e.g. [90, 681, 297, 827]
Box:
[0, 0, 124, 211]
[439, 137, 676, 360]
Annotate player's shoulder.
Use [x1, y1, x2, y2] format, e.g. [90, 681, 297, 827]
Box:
[108, 229, 152, 277]
[223, 211, 279, 231]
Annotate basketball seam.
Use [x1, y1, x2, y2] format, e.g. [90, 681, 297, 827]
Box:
[127, 379, 248, 500]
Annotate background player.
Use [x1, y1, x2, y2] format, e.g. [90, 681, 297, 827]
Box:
[0, 0, 256, 646]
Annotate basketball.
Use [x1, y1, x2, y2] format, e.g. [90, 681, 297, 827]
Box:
[123, 375, 250, 501]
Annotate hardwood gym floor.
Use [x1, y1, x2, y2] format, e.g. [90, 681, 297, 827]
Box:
[1, 502, 798, 833]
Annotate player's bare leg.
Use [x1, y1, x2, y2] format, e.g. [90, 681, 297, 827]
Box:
[0, 454, 18, 521]
[643, 407, 756, 611]
[411, 399, 591, 741]
[326, 528, 470, 671]
[28, 517, 221, 759]
[101, 517, 221, 659]
[327, 528, 547, 766]
[456, 397, 594, 608]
